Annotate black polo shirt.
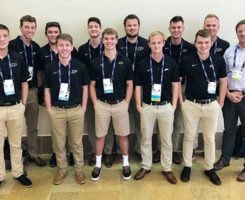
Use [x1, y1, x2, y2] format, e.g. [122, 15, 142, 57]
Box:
[210, 37, 230, 56]
[90, 53, 133, 101]
[134, 55, 180, 103]
[44, 58, 89, 107]
[78, 40, 104, 77]
[117, 36, 151, 67]
[179, 52, 227, 100]
[36, 43, 79, 72]
[163, 37, 196, 65]
[0, 50, 29, 103]
[9, 36, 40, 89]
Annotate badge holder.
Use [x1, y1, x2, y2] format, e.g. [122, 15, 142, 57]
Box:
[103, 78, 114, 94]
[3, 79, 15, 96]
[151, 84, 161, 102]
[58, 83, 70, 101]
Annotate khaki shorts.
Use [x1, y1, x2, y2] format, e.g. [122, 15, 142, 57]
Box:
[94, 100, 130, 137]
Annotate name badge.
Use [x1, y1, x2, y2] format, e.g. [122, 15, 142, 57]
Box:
[3, 79, 15, 96]
[151, 84, 161, 102]
[103, 78, 113, 94]
[58, 83, 70, 101]
[27, 66, 34, 81]
[231, 69, 242, 81]
[207, 81, 217, 94]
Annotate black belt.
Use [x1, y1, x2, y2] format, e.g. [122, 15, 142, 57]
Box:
[145, 101, 170, 106]
[0, 101, 20, 106]
[100, 98, 124, 105]
[54, 104, 80, 109]
[187, 97, 216, 104]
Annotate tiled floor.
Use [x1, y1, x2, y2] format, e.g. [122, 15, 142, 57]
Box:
[1, 153, 245, 200]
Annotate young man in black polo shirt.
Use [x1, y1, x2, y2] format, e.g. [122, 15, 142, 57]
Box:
[0, 24, 32, 187]
[163, 16, 196, 164]
[36, 22, 76, 167]
[117, 14, 151, 160]
[179, 29, 227, 185]
[8, 15, 46, 167]
[203, 14, 230, 56]
[44, 33, 89, 185]
[78, 17, 114, 167]
[90, 28, 133, 181]
[134, 31, 179, 184]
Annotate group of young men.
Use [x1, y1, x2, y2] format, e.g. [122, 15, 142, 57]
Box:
[0, 13, 245, 188]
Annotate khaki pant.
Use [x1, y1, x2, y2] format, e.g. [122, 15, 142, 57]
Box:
[25, 88, 39, 157]
[182, 100, 221, 170]
[140, 103, 174, 171]
[0, 103, 25, 180]
[48, 105, 85, 173]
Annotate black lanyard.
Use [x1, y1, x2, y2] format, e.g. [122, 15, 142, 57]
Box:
[101, 54, 117, 82]
[199, 56, 216, 82]
[233, 45, 245, 70]
[149, 55, 165, 86]
[22, 41, 34, 66]
[0, 54, 13, 80]
[88, 41, 103, 62]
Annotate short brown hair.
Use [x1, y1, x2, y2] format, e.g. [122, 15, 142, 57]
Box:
[56, 33, 73, 45]
[0, 24, 9, 33]
[195, 29, 211, 42]
[235, 20, 245, 32]
[102, 28, 118, 39]
[204, 14, 219, 22]
[148, 31, 165, 43]
[20, 15, 36, 27]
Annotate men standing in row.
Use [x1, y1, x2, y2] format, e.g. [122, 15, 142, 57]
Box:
[44, 33, 89, 185]
[90, 28, 133, 181]
[180, 29, 227, 185]
[214, 20, 245, 182]
[9, 15, 46, 167]
[117, 14, 150, 158]
[78, 17, 114, 167]
[0, 24, 32, 187]
[134, 31, 179, 184]
[163, 16, 196, 164]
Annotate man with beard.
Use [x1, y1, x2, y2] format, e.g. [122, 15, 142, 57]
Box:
[163, 16, 196, 164]
[78, 17, 114, 167]
[117, 14, 150, 161]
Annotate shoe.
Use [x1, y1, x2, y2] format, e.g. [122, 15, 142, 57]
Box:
[162, 171, 177, 184]
[14, 174, 32, 187]
[134, 168, 151, 180]
[91, 167, 102, 181]
[204, 168, 222, 185]
[53, 170, 67, 185]
[88, 153, 96, 166]
[180, 166, 191, 182]
[49, 153, 57, 167]
[29, 156, 46, 167]
[173, 152, 181, 165]
[122, 166, 131, 180]
[104, 154, 113, 168]
[75, 171, 86, 184]
[153, 150, 160, 163]
[213, 159, 229, 171]
[69, 153, 75, 166]
[237, 168, 245, 182]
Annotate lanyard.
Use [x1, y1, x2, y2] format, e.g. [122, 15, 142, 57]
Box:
[199, 56, 216, 82]
[22, 42, 34, 66]
[88, 41, 103, 62]
[169, 41, 183, 64]
[212, 40, 218, 55]
[101, 54, 117, 81]
[0, 54, 13, 80]
[125, 38, 138, 67]
[149, 55, 165, 86]
[58, 61, 71, 86]
[49, 46, 54, 61]
[233, 45, 245, 70]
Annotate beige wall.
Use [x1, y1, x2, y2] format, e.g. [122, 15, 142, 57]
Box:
[1, 0, 243, 136]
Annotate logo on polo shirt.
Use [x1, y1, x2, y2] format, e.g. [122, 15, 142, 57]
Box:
[71, 70, 78, 74]
[164, 68, 169, 71]
[33, 52, 37, 55]
[120, 46, 126, 50]
[53, 71, 58, 75]
[191, 64, 197, 67]
[216, 48, 222, 52]
[11, 62, 17, 67]
[45, 55, 50, 58]
[182, 49, 188, 53]
[137, 47, 144, 51]
[85, 53, 89, 56]
[19, 51, 24, 54]
[118, 61, 124, 65]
